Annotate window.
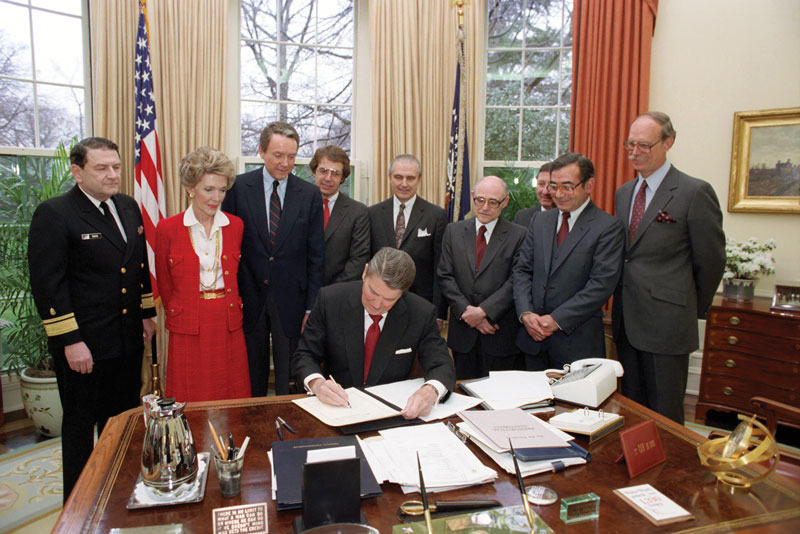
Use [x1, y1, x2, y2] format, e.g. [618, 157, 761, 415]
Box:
[484, 0, 572, 167]
[240, 0, 354, 159]
[0, 0, 87, 149]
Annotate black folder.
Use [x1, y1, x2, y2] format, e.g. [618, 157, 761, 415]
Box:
[272, 436, 382, 510]
[513, 440, 591, 463]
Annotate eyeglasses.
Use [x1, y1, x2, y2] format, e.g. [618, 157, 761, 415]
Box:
[473, 196, 507, 209]
[316, 166, 342, 177]
[623, 139, 663, 154]
[547, 181, 586, 193]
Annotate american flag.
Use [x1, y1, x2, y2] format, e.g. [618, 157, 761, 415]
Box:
[134, 0, 165, 302]
[445, 56, 471, 223]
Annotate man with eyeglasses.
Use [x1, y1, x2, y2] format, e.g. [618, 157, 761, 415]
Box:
[612, 112, 725, 424]
[437, 176, 527, 378]
[514, 162, 556, 228]
[369, 154, 449, 326]
[513, 152, 624, 370]
[310, 145, 370, 286]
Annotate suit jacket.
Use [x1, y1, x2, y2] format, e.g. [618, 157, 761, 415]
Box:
[438, 217, 526, 356]
[323, 193, 370, 285]
[513, 206, 542, 228]
[292, 281, 456, 391]
[612, 165, 725, 354]
[154, 212, 244, 335]
[369, 197, 448, 317]
[221, 169, 324, 337]
[513, 201, 624, 362]
[28, 185, 156, 361]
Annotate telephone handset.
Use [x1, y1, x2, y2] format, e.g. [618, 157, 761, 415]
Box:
[547, 358, 624, 408]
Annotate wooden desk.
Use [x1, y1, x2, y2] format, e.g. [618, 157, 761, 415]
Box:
[55, 393, 800, 533]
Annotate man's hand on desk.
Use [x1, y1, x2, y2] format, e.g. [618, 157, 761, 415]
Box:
[400, 383, 438, 419]
[308, 377, 350, 407]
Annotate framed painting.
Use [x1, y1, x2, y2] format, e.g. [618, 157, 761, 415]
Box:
[728, 107, 800, 213]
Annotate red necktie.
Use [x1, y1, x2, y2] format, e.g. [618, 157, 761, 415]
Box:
[556, 212, 570, 246]
[628, 181, 647, 242]
[323, 198, 330, 230]
[475, 225, 487, 269]
[363, 314, 382, 384]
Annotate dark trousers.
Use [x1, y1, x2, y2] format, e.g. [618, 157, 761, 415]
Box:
[244, 290, 297, 396]
[453, 338, 522, 380]
[616, 324, 688, 425]
[54, 351, 142, 502]
[524, 348, 574, 372]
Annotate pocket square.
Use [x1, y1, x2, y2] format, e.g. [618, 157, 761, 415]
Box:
[655, 210, 676, 223]
[417, 228, 431, 237]
[394, 348, 412, 355]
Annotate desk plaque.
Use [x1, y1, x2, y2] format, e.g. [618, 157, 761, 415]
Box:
[212, 503, 268, 534]
[616, 419, 666, 478]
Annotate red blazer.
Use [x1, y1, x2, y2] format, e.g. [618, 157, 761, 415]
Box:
[155, 212, 244, 335]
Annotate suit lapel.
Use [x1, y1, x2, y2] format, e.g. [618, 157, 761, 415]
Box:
[114, 197, 139, 264]
[366, 295, 407, 385]
[72, 188, 126, 252]
[462, 219, 478, 273]
[343, 288, 367, 386]
[618, 180, 634, 247]
[243, 170, 270, 247]
[630, 168, 677, 248]
[379, 199, 396, 247]
[476, 218, 506, 277]
[273, 174, 301, 252]
[324, 194, 347, 242]
[400, 198, 424, 247]
[551, 202, 595, 274]
[539, 210, 557, 278]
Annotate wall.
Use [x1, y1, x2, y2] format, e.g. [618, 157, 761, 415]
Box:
[649, 0, 800, 296]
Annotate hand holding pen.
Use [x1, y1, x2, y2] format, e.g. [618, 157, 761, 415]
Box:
[309, 375, 351, 407]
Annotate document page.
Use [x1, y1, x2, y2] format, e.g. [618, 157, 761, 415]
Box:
[366, 378, 483, 422]
[292, 387, 400, 427]
[458, 408, 570, 450]
[462, 371, 553, 409]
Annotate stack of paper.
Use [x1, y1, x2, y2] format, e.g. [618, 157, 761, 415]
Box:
[360, 422, 497, 493]
[548, 409, 624, 443]
[459, 371, 554, 410]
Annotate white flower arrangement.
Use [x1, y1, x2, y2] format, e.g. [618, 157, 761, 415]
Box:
[724, 237, 776, 280]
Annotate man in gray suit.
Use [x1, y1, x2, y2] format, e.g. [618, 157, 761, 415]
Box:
[613, 111, 725, 424]
[513, 162, 555, 228]
[438, 176, 527, 379]
[514, 152, 624, 370]
[310, 145, 370, 286]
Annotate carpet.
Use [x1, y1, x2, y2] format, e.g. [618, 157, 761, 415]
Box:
[0, 438, 62, 533]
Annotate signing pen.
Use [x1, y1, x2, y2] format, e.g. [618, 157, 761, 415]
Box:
[329, 375, 352, 408]
[275, 419, 284, 441]
[277, 416, 296, 434]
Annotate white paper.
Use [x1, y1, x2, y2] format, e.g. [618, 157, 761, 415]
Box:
[549, 408, 622, 433]
[292, 387, 400, 426]
[458, 408, 570, 450]
[358, 435, 390, 483]
[306, 445, 355, 464]
[366, 378, 483, 422]
[462, 371, 553, 409]
[616, 484, 692, 521]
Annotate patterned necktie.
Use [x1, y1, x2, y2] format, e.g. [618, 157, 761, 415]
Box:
[269, 180, 281, 246]
[475, 225, 487, 270]
[556, 211, 570, 247]
[323, 198, 330, 230]
[628, 181, 647, 243]
[395, 203, 406, 248]
[363, 314, 382, 384]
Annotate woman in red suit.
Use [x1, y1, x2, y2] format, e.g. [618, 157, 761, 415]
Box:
[155, 147, 250, 401]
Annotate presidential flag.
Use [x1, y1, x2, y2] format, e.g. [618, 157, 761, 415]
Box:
[134, 0, 165, 302]
[445, 42, 470, 222]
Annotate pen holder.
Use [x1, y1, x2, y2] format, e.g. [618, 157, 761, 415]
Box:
[213, 448, 243, 497]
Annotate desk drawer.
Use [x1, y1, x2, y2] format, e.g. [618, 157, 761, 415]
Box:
[706, 328, 800, 359]
[700, 374, 799, 411]
[703, 349, 800, 390]
[708, 309, 800, 339]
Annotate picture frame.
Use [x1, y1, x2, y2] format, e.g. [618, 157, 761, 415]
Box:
[728, 107, 800, 213]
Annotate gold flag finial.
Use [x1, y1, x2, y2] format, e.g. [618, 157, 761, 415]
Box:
[451, 0, 469, 27]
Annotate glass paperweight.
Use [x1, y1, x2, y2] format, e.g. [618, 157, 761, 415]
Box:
[559, 492, 600, 524]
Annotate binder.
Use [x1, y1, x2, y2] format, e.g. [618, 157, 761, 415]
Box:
[513, 441, 591, 463]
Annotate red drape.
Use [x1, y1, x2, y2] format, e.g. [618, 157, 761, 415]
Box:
[570, 0, 658, 215]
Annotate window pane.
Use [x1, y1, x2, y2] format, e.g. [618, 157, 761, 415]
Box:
[521, 108, 556, 161]
[241, 101, 277, 155]
[563, 2, 574, 46]
[487, 0, 524, 48]
[36, 84, 85, 148]
[523, 50, 560, 106]
[32, 9, 83, 85]
[486, 51, 522, 106]
[560, 48, 572, 103]
[282, 0, 315, 44]
[525, 1, 563, 47]
[558, 107, 570, 154]
[284, 104, 315, 157]
[317, 48, 352, 105]
[282, 45, 316, 103]
[0, 79, 35, 147]
[0, 7, 33, 79]
[485, 108, 519, 161]
[318, 0, 353, 47]
[316, 106, 351, 151]
[241, 0, 277, 42]
[31, 0, 81, 16]
[241, 41, 277, 100]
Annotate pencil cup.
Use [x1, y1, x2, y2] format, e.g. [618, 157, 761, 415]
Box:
[213, 449, 243, 497]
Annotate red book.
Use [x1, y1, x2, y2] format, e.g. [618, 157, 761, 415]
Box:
[616, 419, 666, 478]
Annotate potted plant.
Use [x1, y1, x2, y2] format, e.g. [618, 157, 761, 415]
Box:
[0, 140, 75, 436]
[722, 237, 777, 302]
[495, 164, 540, 222]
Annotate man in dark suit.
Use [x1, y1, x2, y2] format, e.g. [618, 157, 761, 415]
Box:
[310, 145, 370, 285]
[513, 161, 555, 228]
[613, 112, 725, 424]
[292, 248, 456, 418]
[368, 154, 448, 323]
[27, 137, 156, 500]
[221, 121, 324, 396]
[513, 152, 625, 370]
[438, 176, 526, 379]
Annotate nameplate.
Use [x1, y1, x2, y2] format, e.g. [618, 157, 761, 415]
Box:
[212, 503, 268, 534]
[615, 419, 665, 478]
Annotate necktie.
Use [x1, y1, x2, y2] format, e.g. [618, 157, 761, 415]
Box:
[556, 211, 570, 246]
[395, 203, 406, 248]
[628, 181, 647, 243]
[99, 200, 124, 240]
[323, 198, 330, 230]
[475, 225, 487, 269]
[269, 180, 281, 246]
[363, 314, 382, 384]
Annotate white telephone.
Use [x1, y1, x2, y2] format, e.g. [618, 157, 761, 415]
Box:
[547, 358, 624, 408]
